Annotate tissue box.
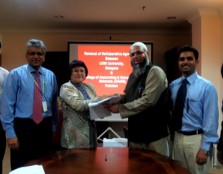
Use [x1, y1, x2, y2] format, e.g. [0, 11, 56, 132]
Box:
[103, 138, 128, 148]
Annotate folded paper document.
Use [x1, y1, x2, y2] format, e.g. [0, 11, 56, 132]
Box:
[9, 165, 45, 174]
[89, 95, 121, 120]
[103, 138, 128, 148]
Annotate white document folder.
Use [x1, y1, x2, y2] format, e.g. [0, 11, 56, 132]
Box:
[89, 95, 121, 120]
[103, 138, 128, 148]
[9, 165, 45, 174]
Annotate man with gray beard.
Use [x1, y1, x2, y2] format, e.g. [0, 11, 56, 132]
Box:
[106, 42, 170, 156]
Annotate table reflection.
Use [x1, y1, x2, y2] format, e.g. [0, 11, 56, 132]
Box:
[26, 148, 191, 174]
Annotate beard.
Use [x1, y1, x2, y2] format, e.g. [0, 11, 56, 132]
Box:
[132, 58, 148, 78]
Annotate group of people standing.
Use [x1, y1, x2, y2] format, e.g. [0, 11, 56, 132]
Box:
[0, 39, 222, 174]
[106, 42, 223, 174]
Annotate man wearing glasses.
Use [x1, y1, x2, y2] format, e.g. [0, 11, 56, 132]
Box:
[106, 42, 170, 156]
[0, 39, 58, 170]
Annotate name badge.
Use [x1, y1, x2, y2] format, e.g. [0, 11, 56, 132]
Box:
[42, 101, 48, 112]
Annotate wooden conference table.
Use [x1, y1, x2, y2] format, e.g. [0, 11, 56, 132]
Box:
[27, 148, 191, 174]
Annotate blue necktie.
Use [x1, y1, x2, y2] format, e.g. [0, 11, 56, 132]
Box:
[76, 84, 91, 100]
[173, 78, 188, 131]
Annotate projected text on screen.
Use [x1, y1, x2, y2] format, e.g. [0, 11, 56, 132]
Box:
[68, 42, 152, 96]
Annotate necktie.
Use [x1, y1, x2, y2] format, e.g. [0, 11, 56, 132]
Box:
[75, 84, 91, 100]
[173, 78, 188, 131]
[33, 71, 43, 124]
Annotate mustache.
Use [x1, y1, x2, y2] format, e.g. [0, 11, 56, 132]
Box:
[180, 63, 190, 68]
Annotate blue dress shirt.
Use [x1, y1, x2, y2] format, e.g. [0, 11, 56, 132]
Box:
[170, 72, 219, 151]
[0, 64, 58, 139]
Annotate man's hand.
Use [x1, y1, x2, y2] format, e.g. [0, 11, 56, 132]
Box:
[105, 103, 120, 113]
[196, 149, 208, 165]
[7, 137, 19, 150]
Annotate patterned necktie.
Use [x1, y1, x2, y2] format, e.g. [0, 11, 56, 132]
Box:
[75, 84, 91, 100]
[33, 71, 43, 124]
[173, 78, 188, 131]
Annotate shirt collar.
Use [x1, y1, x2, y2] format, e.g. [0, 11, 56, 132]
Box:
[27, 64, 43, 75]
[179, 72, 198, 85]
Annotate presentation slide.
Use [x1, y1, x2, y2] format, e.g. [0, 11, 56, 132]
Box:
[68, 42, 152, 96]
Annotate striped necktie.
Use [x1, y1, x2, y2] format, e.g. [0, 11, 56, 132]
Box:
[75, 84, 91, 100]
[32, 71, 43, 124]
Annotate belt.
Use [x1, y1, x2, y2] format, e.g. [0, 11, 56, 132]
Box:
[177, 129, 203, 136]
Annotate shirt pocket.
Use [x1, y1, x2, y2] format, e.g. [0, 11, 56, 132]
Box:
[187, 99, 202, 116]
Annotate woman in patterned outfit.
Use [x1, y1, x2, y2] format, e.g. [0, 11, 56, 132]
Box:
[59, 60, 106, 148]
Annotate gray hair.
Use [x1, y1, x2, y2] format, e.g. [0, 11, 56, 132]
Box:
[25, 39, 47, 55]
[130, 42, 148, 52]
[130, 41, 150, 64]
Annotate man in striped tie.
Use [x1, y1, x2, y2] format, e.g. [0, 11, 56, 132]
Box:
[0, 39, 58, 170]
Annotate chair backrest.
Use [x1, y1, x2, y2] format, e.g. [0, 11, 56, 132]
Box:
[53, 107, 63, 150]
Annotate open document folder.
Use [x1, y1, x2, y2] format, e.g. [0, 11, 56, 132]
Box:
[88, 95, 121, 120]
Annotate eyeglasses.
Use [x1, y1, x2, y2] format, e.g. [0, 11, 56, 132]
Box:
[28, 52, 44, 56]
[129, 50, 145, 57]
[72, 69, 85, 74]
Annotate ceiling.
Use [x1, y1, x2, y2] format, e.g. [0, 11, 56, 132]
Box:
[0, 0, 223, 32]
